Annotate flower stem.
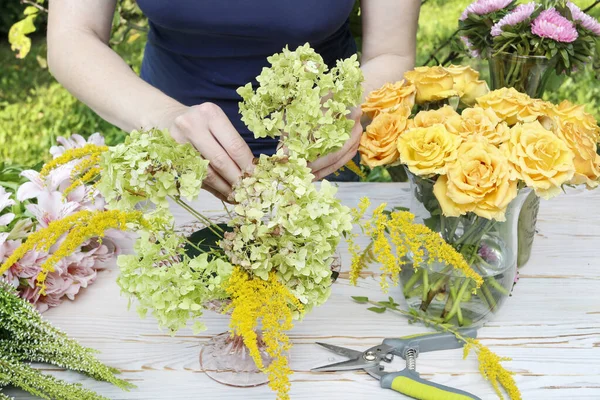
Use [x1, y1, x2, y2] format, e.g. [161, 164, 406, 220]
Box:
[422, 270, 429, 302]
[171, 196, 224, 236]
[403, 269, 423, 297]
[443, 279, 470, 323]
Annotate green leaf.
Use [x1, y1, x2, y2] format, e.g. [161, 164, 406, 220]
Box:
[351, 296, 369, 304]
[8, 7, 39, 59]
[367, 306, 387, 314]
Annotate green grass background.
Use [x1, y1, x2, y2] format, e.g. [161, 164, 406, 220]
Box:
[0, 0, 598, 169]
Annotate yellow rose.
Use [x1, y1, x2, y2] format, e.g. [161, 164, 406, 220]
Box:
[359, 105, 411, 168]
[548, 100, 600, 139]
[413, 105, 460, 131]
[397, 124, 462, 177]
[444, 65, 489, 106]
[361, 80, 416, 119]
[446, 107, 510, 145]
[433, 136, 517, 221]
[404, 66, 459, 104]
[553, 118, 600, 188]
[502, 121, 575, 199]
[476, 87, 551, 126]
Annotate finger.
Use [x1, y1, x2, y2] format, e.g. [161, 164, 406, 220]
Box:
[207, 110, 254, 172]
[188, 132, 242, 186]
[202, 183, 229, 203]
[203, 166, 232, 199]
[313, 147, 358, 181]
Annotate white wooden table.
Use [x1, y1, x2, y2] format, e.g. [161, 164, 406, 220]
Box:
[6, 183, 600, 399]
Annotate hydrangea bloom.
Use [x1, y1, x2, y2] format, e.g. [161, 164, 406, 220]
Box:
[460, 0, 513, 21]
[491, 2, 537, 36]
[531, 8, 579, 42]
[567, 2, 600, 36]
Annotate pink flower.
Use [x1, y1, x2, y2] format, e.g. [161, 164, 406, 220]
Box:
[460, 0, 513, 21]
[532, 8, 579, 42]
[50, 133, 105, 158]
[26, 191, 80, 228]
[460, 36, 481, 58]
[491, 2, 537, 36]
[0, 187, 16, 227]
[567, 2, 600, 36]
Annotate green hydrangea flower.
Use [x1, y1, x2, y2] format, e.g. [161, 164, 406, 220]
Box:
[98, 128, 209, 212]
[238, 43, 364, 161]
[222, 151, 353, 313]
[117, 230, 233, 334]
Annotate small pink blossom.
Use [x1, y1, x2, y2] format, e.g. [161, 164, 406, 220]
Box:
[532, 8, 579, 42]
[460, 36, 481, 58]
[460, 0, 513, 21]
[567, 2, 600, 36]
[491, 2, 537, 36]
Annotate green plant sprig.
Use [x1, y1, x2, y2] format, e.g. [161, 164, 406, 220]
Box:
[0, 281, 134, 400]
[351, 295, 521, 400]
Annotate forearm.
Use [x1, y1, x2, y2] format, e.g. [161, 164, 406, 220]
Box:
[360, 53, 416, 98]
[47, 31, 182, 132]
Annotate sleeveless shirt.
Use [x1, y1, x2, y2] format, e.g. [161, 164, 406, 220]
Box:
[136, 0, 358, 156]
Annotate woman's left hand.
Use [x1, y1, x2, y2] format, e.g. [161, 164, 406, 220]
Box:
[308, 107, 363, 180]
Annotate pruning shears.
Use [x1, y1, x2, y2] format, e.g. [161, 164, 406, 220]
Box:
[312, 329, 481, 400]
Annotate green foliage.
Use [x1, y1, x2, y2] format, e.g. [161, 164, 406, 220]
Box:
[0, 281, 134, 399]
[0, 1, 28, 35]
[0, 37, 144, 168]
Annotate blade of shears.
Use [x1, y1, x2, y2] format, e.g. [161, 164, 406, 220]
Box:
[314, 342, 363, 359]
[312, 342, 371, 372]
[311, 357, 374, 372]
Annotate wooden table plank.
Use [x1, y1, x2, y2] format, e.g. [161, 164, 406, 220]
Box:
[5, 183, 600, 399]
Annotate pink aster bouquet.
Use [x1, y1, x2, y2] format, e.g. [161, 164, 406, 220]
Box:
[0, 133, 127, 312]
[459, 0, 599, 76]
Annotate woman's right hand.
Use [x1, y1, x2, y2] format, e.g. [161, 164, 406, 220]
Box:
[158, 103, 255, 202]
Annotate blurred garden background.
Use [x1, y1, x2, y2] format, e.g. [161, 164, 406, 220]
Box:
[1, 0, 599, 173]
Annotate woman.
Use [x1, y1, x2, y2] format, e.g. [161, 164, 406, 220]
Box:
[47, 0, 420, 200]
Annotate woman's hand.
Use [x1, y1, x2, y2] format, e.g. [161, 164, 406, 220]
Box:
[308, 107, 363, 180]
[159, 103, 255, 202]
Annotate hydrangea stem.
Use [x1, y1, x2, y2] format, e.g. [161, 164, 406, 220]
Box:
[171, 197, 223, 236]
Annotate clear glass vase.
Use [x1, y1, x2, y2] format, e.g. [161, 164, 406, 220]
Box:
[199, 330, 276, 387]
[400, 172, 531, 327]
[488, 52, 558, 267]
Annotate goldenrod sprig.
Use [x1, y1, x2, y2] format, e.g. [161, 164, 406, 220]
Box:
[225, 267, 303, 400]
[351, 296, 521, 400]
[0, 210, 145, 294]
[347, 197, 484, 291]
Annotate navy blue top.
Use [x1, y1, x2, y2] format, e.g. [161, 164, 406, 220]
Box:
[137, 0, 358, 157]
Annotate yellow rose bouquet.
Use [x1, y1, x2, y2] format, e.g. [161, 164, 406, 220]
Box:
[358, 65, 600, 327]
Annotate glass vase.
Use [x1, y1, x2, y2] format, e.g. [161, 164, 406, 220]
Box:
[400, 172, 531, 327]
[182, 218, 342, 387]
[199, 329, 276, 387]
[488, 52, 557, 267]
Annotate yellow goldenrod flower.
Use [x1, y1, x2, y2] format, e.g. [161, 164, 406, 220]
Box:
[348, 202, 483, 292]
[0, 210, 144, 294]
[463, 339, 521, 400]
[40, 144, 107, 178]
[225, 267, 303, 400]
[63, 167, 102, 197]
